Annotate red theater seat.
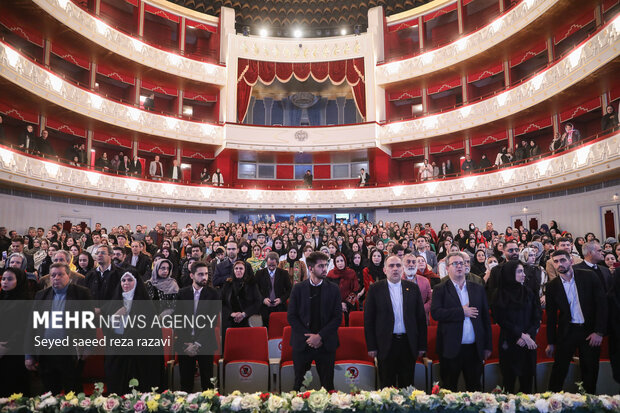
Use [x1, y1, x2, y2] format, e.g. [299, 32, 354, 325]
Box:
[267, 312, 289, 358]
[279, 326, 320, 392]
[334, 327, 376, 391]
[349, 311, 364, 327]
[483, 324, 501, 391]
[222, 327, 269, 393]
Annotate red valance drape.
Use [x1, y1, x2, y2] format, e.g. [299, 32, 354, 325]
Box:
[237, 58, 366, 123]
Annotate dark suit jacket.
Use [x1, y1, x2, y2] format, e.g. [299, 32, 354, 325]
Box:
[287, 279, 342, 353]
[358, 173, 370, 186]
[169, 166, 183, 180]
[431, 279, 492, 360]
[546, 268, 607, 345]
[573, 261, 612, 292]
[125, 253, 152, 279]
[84, 265, 124, 305]
[213, 258, 253, 287]
[364, 279, 427, 359]
[26, 284, 95, 356]
[174, 285, 220, 353]
[130, 160, 142, 175]
[255, 267, 292, 311]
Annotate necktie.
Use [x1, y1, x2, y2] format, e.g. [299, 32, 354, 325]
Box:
[157, 163, 163, 176]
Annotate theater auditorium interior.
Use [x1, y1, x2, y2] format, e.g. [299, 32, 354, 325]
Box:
[0, 0, 620, 406]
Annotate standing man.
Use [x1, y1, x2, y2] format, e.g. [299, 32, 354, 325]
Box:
[545, 250, 607, 394]
[212, 241, 253, 287]
[130, 155, 142, 176]
[364, 255, 427, 388]
[149, 155, 164, 180]
[358, 168, 370, 187]
[303, 170, 313, 188]
[255, 252, 292, 327]
[169, 159, 183, 182]
[546, 237, 583, 280]
[84, 245, 123, 308]
[402, 253, 432, 321]
[175, 261, 220, 392]
[573, 241, 612, 292]
[431, 252, 492, 391]
[288, 251, 342, 391]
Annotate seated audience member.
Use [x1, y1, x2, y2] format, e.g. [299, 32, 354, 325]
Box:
[601, 104, 619, 131]
[103, 272, 163, 394]
[222, 260, 261, 334]
[77, 251, 94, 276]
[0, 268, 31, 396]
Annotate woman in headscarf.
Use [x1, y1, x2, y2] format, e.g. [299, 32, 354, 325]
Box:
[349, 251, 366, 305]
[33, 238, 49, 271]
[278, 247, 307, 285]
[529, 241, 544, 266]
[272, 238, 287, 261]
[491, 260, 540, 393]
[362, 248, 385, 293]
[146, 258, 179, 316]
[247, 244, 266, 273]
[77, 251, 94, 276]
[520, 247, 547, 308]
[327, 253, 360, 324]
[415, 255, 440, 288]
[471, 249, 488, 278]
[464, 238, 477, 261]
[0, 268, 31, 396]
[237, 241, 251, 261]
[103, 272, 164, 395]
[222, 261, 261, 338]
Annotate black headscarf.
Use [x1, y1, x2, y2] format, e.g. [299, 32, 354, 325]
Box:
[238, 241, 251, 261]
[470, 251, 487, 277]
[272, 237, 287, 257]
[0, 268, 30, 300]
[492, 260, 528, 308]
[366, 249, 385, 282]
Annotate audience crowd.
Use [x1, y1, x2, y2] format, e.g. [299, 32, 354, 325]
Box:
[1, 216, 620, 396]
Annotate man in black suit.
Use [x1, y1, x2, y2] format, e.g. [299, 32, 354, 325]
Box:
[485, 239, 521, 300]
[130, 155, 142, 176]
[125, 240, 152, 279]
[25, 263, 95, 394]
[358, 168, 370, 187]
[545, 249, 607, 394]
[288, 251, 342, 391]
[255, 252, 292, 327]
[364, 255, 427, 388]
[175, 261, 220, 392]
[574, 241, 612, 292]
[84, 245, 123, 309]
[431, 252, 492, 391]
[169, 159, 183, 182]
[212, 241, 253, 288]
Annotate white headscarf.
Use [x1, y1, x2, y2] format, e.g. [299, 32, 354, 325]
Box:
[121, 272, 137, 313]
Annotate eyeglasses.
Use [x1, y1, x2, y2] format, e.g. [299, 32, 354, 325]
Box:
[450, 262, 465, 267]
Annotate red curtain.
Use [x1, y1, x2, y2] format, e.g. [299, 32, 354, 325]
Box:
[237, 58, 366, 122]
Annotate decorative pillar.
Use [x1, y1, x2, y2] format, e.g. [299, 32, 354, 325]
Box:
[421, 88, 429, 114]
[246, 97, 256, 124]
[179, 17, 186, 52]
[264, 97, 274, 125]
[367, 6, 385, 122]
[177, 90, 184, 116]
[221, 7, 236, 123]
[601, 92, 609, 115]
[594, 3, 602, 27]
[87, 130, 94, 166]
[546, 37, 554, 63]
[464, 137, 471, 156]
[498, 0, 504, 13]
[552, 113, 560, 136]
[457, 0, 465, 34]
[336, 96, 346, 125]
[318, 97, 328, 125]
[94, 0, 101, 15]
[503, 60, 511, 87]
[134, 78, 142, 105]
[461, 75, 468, 104]
[507, 127, 514, 150]
[39, 114, 47, 133]
[418, 17, 425, 50]
[132, 138, 138, 158]
[43, 39, 51, 67]
[423, 143, 430, 160]
[89, 62, 97, 90]
[137, 0, 145, 38]
[176, 147, 182, 164]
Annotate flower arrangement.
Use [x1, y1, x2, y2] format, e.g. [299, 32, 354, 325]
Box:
[1, 384, 619, 413]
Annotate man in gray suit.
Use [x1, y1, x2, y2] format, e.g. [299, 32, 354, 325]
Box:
[413, 235, 438, 273]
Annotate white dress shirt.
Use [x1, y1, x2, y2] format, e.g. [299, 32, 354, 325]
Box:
[452, 280, 475, 344]
[561, 275, 585, 324]
[388, 280, 406, 334]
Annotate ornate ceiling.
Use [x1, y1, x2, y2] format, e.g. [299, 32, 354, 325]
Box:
[167, 0, 430, 32]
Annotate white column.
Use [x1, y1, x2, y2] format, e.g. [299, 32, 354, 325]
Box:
[367, 6, 385, 123]
[221, 7, 236, 123]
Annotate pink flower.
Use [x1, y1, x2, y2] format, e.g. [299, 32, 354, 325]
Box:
[134, 400, 147, 412]
[80, 399, 92, 408]
[105, 398, 120, 411]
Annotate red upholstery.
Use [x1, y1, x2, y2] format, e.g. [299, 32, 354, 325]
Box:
[486, 324, 501, 362]
[224, 327, 268, 365]
[268, 312, 289, 338]
[428, 316, 438, 326]
[335, 327, 374, 363]
[600, 336, 610, 360]
[536, 325, 552, 362]
[541, 309, 547, 325]
[426, 325, 439, 362]
[280, 326, 293, 367]
[349, 311, 364, 327]
[162, 327, 175, 364]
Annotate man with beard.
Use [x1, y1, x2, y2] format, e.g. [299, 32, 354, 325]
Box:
[545, 250, 607, 394]
[212, 241, 253, 288]
[288, 251, 342, 391]
[402, 254, 432, 322]
[175, 261, 220, 392]
[485, 240, 530, 300]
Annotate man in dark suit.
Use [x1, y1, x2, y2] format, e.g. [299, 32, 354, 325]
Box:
[288, 251, 342, 391]
[25, 263, 95, 394]
[255, 251, 292, 327]
[125, 240, 152, 279]
[412, 235, 438, 273]
[130, 155, 142, 176]
[545, 249, 607, 394]
[431, 252, 492, 391]
[212, 241, 253, 288]
[169, 159, 183, 182]
[18, 124, 35, 152]
[574, 241, 612, 292]
[84, 245, 123, 309]
[364, 255, 427, 388]
[175, 261, 220, 392]
[358, 168, 370, 187]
